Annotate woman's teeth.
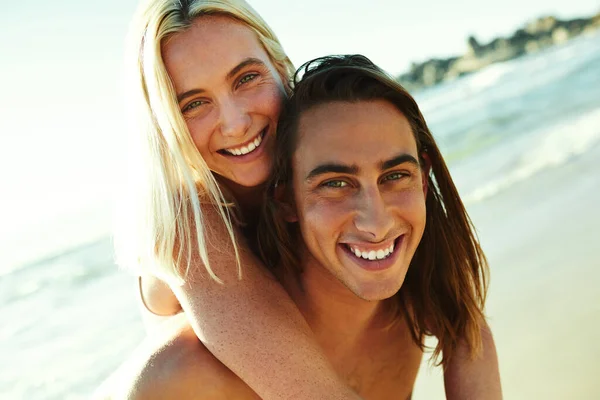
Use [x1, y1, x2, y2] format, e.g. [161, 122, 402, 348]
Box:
[347, 242, 395, 261]
[224, 132, 263, 156]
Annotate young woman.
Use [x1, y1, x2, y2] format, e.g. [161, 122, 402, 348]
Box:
[112, 0, 361, 398]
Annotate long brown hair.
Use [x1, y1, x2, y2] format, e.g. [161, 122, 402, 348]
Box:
[258, 55, 488, 366]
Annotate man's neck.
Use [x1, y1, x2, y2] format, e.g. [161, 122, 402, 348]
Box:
[281, 251, 389, 357]
[278, 248, 421, 399]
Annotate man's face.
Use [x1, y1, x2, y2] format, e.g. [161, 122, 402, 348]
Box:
[290, 100, 427, 301]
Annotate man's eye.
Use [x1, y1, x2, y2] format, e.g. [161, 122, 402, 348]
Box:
[182, 100, 205, 112]
[322, 180, 348, 188]
[382, 172, 407, 182]
[238, 73, 258, 86]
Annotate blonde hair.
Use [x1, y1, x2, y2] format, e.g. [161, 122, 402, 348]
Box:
[115, 0, 294, 285]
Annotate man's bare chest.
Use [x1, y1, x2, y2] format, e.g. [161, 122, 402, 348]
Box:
[331, 327, 423, 399]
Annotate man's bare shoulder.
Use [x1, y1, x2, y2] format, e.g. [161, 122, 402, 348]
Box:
[145, 317, 261, 399]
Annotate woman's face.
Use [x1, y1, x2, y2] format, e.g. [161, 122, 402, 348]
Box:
[163, 15, 286, 188]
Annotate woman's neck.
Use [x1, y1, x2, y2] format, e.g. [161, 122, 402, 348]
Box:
[215, 175, 265, 222]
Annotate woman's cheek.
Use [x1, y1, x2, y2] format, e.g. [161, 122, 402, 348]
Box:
[255, 83, 284, 118]
[188, 113, 217, 152]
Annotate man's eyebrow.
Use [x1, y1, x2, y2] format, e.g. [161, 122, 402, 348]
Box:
[176, 58, 266, 103]
[380, 154, 420, 170]
[305, 154, 419, 181]
[306, 163, 359, 181]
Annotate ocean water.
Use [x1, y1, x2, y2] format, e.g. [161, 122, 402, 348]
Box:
[1, 31, 599, 399]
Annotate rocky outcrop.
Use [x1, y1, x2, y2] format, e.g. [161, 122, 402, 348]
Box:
[397, 12, 600, 91]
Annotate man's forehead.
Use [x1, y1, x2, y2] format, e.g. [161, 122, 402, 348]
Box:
[294, 100, 418, 172]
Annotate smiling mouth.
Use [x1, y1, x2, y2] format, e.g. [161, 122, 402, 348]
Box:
[219, 128, 267, 157]
[343, 236, 402, 261]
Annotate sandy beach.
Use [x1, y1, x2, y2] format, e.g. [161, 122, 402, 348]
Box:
[413, 140, 600, 399]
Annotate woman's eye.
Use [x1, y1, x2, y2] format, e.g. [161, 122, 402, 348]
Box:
[322, 180, 348, 188]
[182, 100, 204, 113]
[238, 73, 258, 86]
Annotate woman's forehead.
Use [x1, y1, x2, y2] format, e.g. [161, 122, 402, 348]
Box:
[162, 15, 272, 91]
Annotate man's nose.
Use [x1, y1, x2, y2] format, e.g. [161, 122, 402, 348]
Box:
[219, 96, 251, 138]
[353, 187, 394, 242]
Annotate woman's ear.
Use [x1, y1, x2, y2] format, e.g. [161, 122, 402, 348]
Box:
[421, 151, 432, 198]
[274, 183, 298, 223]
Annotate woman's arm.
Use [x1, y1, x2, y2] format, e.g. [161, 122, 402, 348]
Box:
[443, 322, 502, 399]
[169, 206, 361, 400]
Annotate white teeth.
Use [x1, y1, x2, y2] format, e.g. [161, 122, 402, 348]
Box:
[349, 242, 396, 261]
[348, 243, 394, 261]
[224, 131, 264, 156]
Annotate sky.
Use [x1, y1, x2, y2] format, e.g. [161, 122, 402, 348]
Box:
[0, 0, 598, 268]
[250, 0, 600, 73]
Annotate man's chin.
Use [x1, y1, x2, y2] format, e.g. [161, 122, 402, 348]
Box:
[345, 277, 405, 302]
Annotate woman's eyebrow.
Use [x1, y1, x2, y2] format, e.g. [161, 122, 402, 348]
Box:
[176, 57, 266, 103]
[226, 57, 266, 80]
[177, 88, 205, 103]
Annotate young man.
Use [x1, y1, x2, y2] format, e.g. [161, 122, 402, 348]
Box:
[100, 55, 501, 399]
[257, 55, 501, 399]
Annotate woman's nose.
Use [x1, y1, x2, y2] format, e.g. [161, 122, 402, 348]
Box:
[219, 96, 251, 138]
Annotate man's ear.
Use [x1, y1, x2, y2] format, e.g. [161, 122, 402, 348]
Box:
[274, 183, 298, 223]
[421, 152, 432, 198]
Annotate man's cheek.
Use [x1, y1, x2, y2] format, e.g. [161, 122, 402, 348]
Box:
[304, 202, 346, 234]
[305, 204, 333, 227]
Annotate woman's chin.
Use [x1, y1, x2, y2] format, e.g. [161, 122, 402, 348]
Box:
[236, 176, 268, 189]
[216, 168, 270, 191]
